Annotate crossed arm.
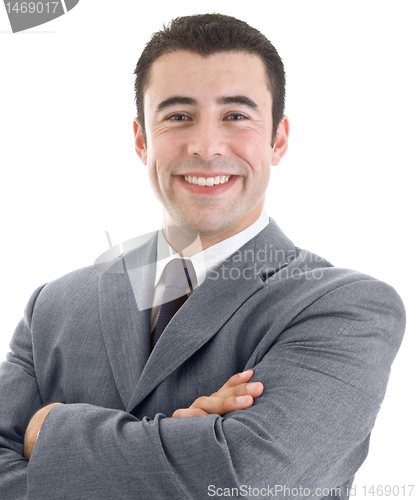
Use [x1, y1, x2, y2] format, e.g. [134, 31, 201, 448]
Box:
[24, 370, 264, 460]
[2, 277, 406, 499]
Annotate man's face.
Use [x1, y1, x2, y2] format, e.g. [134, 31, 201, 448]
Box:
[134, 50, 289, 243]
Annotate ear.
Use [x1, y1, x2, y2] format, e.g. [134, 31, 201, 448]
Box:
[271, 116, 289, 166]
[133, 118, 147, 165]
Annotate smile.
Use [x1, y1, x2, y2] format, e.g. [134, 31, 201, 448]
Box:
[184, 175, 231, 187]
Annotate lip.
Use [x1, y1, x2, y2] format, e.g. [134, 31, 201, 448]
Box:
[176, 174, 239, 195]
[179, 172, 234, 178]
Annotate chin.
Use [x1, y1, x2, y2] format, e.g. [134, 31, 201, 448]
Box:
[172, 210, 239, 239]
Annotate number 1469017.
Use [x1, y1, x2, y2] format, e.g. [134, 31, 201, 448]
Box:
[5, 2, 60, 14]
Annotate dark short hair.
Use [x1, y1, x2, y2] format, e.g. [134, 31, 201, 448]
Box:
[134, 13, 285, 146]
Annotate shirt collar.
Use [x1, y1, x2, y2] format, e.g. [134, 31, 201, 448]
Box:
[154, 211, 269, 290]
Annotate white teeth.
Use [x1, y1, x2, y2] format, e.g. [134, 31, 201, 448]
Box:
[184, 176, 231, 186]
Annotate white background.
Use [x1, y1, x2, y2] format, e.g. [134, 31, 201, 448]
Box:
[1, 1, 415, 496]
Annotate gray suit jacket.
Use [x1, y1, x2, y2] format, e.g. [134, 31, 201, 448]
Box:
[0, 219, 406, 499]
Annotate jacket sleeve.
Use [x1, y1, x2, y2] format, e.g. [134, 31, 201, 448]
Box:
[0, 286, 46, 500]
[23, 279, 405, 500]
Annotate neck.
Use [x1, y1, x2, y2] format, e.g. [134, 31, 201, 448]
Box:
[163, 208, 264, 257]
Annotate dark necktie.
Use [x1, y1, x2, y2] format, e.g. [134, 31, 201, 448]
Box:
[151, 258, 196, 349]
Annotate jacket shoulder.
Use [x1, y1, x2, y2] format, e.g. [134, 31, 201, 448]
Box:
[263, 246, 406, 334]
[30, 265, 101, 321]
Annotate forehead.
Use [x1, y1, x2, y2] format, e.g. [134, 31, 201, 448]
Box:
[144, 50, 271, 108]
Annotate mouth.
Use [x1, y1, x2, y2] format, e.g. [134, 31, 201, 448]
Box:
[177, 173, 238, 195]
[183, 175, 232, 187]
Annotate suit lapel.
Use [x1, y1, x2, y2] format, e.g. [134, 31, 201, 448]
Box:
[126, 218, 296, 412]
[98, 232, 158, 410]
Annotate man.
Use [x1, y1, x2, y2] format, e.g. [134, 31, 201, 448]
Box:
[0, 13, 405, 500]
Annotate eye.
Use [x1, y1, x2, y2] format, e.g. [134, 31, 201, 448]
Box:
[165, 113, 190, 122]
[224, 113, 248, 121]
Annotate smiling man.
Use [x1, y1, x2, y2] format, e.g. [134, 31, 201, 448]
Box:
[134, 49, 288, 246]
[0, 14, 406, 500]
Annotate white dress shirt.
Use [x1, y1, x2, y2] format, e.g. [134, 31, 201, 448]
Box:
[150, 211, 269, 331]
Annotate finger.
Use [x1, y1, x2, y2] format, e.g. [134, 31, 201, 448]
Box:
[211, 370, 254, 396]
[172, 408, 209, 418]
[243, 381, 264, 399]
[211, 381, 264, 400]
[190, 394, 254, 416]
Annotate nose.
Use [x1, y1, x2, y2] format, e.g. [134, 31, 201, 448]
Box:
[187, 118, 226, 160]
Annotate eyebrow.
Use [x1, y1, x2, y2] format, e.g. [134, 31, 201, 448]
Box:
[217, 95, 258, 109]
[156, 95, 258, 112]
[157, 96, 197, 112]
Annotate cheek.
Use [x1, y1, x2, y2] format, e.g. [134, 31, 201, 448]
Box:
[149, 133, 185, 172]
[231, 130, 272, 170]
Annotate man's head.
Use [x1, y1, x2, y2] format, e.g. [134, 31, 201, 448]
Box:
[134, 14, 285, 148]
[133, 14, 289, 247]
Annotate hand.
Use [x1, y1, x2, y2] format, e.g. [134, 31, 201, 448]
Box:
[172, 370, 263, 418]
[24, 402, 64, 460]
